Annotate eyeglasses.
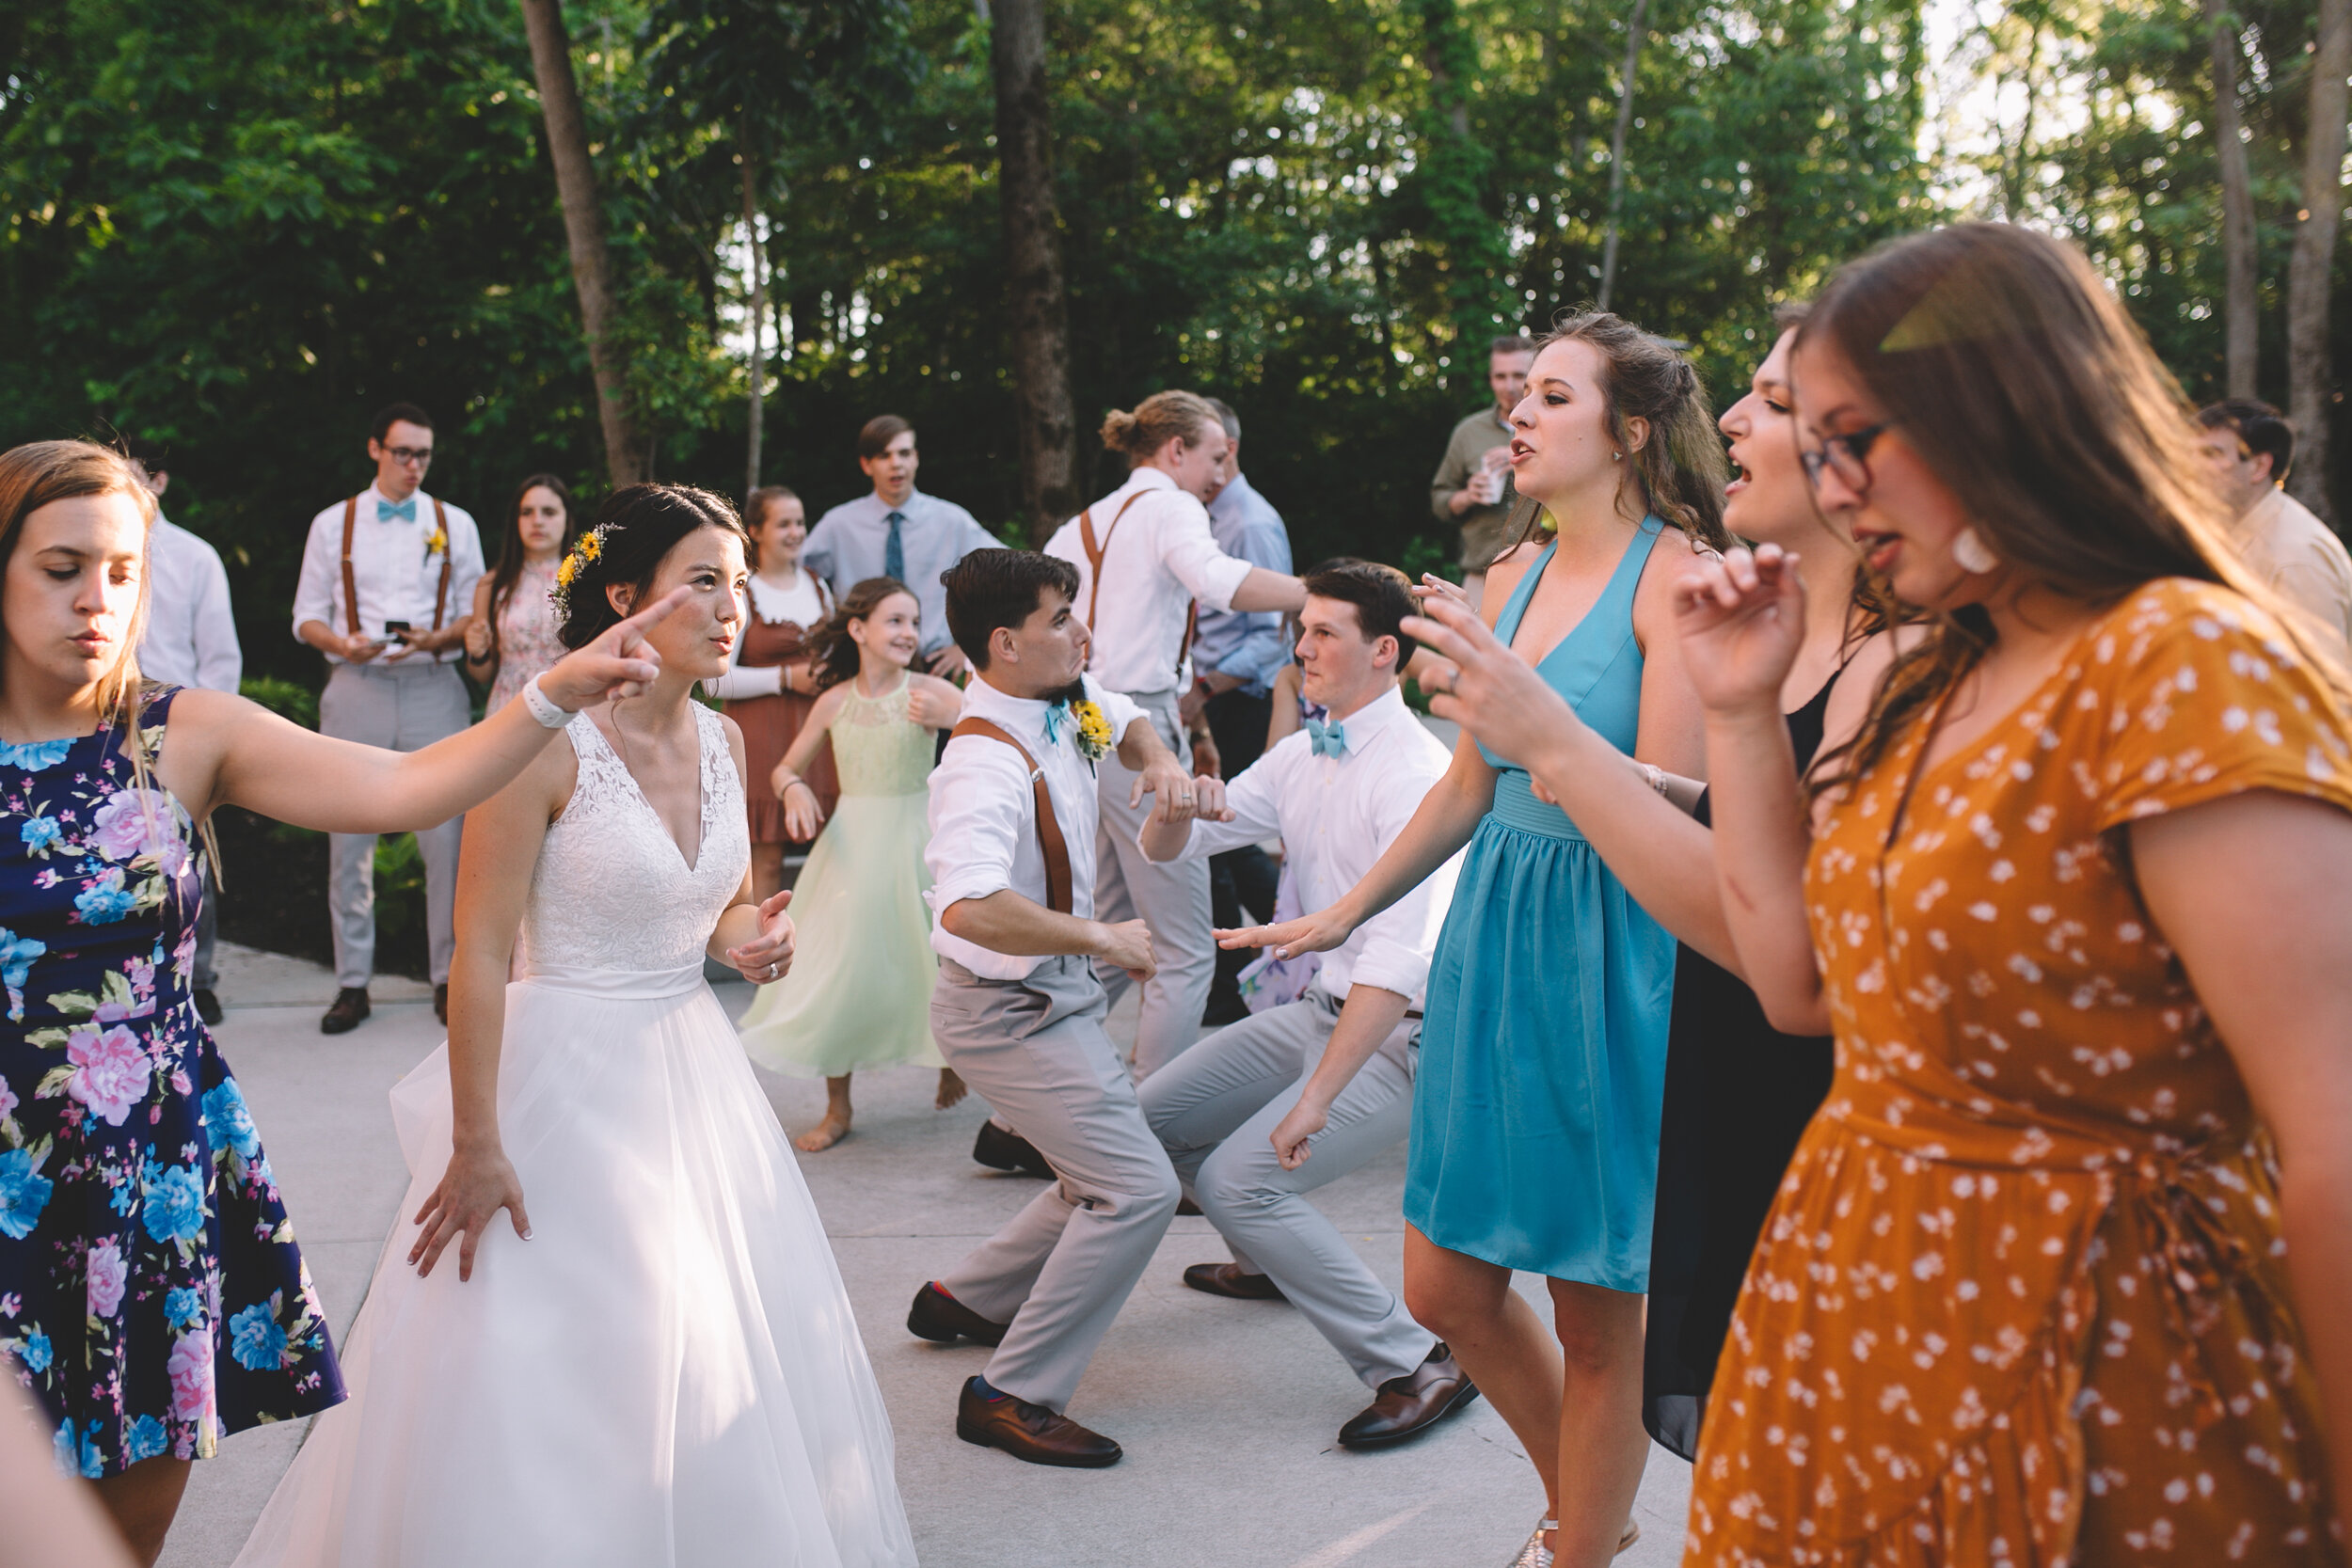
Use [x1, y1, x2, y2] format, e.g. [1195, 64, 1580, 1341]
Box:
[384, 446, 434, 467]
[1798, 421, 1896, 494]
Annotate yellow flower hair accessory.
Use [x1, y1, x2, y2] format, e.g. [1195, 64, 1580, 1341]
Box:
[548, 521, 615, 623]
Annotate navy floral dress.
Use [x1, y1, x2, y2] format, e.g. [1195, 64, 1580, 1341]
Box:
[0, 690, 342, 1477]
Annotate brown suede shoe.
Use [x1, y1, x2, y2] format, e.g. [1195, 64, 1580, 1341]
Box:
[320, 987, 371, 1036]
[1336, 1341, 1480, 1449]
[956, 1377, 1121, 1468]
[906, 1282, 1009, 1347]
[1182, 1261, 1286, 1301]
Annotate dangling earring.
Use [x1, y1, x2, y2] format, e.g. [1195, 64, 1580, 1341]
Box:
[1950, 526, 1998, 574]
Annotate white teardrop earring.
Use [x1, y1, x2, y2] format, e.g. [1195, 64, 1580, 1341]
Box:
[1950, 526, 1999, 574]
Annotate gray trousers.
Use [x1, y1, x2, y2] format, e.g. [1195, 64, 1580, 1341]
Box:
[1136, 987, 1435, 1389]
[931, 955, 1181, 1412]
[318, 660, 469, 989]
[1093, 688, 1213, 1077]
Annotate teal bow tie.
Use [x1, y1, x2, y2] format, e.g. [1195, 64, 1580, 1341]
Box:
[1304, 717, 1348, 759]
[1041, 701, 1071, 745]
[377, 497, 417, 523]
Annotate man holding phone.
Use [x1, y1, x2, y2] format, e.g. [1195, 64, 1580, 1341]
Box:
[1428, 333, 1534, 610]
[294, 402, 485, 1034]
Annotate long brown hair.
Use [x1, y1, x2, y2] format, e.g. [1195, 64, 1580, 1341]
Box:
[1505, 309, 1733, 555]
[1799, 222, 2339, 796]
[808, 576, 914, 690]
[0, 441, 154, 721]
[484, 472, 580, 661]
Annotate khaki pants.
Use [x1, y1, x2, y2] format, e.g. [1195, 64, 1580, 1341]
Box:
[319, 659, 469, 988]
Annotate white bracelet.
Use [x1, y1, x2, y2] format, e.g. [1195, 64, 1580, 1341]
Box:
[520, 674, 574, 730]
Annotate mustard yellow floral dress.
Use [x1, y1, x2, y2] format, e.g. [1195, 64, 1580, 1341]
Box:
[1686, 579, 2349, 1565]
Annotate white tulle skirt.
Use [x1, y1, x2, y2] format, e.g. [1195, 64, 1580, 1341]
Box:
[234, 966, 918, 1568]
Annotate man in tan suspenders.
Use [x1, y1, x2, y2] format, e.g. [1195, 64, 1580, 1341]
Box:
[292, 403, 485, 1034]
[914, 549, 1208, 1467]
[1042, 391, 1305, 1082]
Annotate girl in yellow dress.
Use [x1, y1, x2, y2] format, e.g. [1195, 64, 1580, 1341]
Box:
[736, 577, 965, 1150]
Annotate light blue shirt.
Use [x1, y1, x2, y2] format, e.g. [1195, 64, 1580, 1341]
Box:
[1195, 472, 1292, 698]
[803, 489, 1002, 657]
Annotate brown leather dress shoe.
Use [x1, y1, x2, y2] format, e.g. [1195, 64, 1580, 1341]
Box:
[907, 1282, 1009, 1346]
[1337, 1341, 1480, 1449]
[972, 1120, 1054, 1179]
[956, 1377, 1121, 1467]
[320, 987, 371, 1036]
[1182, 1261, 1286, 1301]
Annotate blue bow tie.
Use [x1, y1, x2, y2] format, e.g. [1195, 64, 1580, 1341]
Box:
[377, 497, 417, 523]
[1041, 701, 1071, 745]
[1304, 717, 1348, 759]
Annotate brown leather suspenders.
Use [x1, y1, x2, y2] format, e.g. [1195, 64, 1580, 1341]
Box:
[949, 717, 1073, 914]
[340, 494, 453, 637]
[1076, 491, 1199, 683]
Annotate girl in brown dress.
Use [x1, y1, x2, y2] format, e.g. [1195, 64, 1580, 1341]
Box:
[1680, 223, 2352, 1564]
[707, 485, 837, 900]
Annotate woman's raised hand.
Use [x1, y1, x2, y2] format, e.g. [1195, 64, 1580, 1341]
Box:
[1401, 593, 1582, 769]
[1216, 902, 1356, 962]
[536, 585, 693, 711]
[1673, 544, 1808, 716]
[410, 1143, 532, 1283]
[723, 890, 797, 986]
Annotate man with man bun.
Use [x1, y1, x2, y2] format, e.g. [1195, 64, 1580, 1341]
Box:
[1043, 392, 1305, 1080]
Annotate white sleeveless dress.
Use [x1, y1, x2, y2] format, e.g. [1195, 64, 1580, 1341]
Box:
[236, 707, 917, 1568]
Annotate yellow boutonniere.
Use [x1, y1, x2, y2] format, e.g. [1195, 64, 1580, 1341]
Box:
[1073, 699, 1114, 764]
[424, 525, 449, 560]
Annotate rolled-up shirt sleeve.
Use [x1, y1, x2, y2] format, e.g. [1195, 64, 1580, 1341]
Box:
[1158, 505, 1255, 613]
[291, 511, 340, 641]
[924, 740, 1033, 918]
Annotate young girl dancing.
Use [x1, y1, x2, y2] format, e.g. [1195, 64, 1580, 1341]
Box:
[736, 577, 965, 1150]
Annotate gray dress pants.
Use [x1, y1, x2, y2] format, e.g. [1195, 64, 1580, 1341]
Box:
[318, 659, 469, 988]
[930, 955, 1181, 1412]
[1092, 688, 1213, 1077]
[1137, 987, 1436, 1389]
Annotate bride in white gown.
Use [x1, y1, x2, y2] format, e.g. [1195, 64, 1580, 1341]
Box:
[237, 485, 916, 1568]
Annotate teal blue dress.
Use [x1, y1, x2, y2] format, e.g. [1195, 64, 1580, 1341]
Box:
[1406, 518, 1678, 1291]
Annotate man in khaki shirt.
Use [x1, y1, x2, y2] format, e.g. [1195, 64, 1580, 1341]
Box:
[1429, 334, 1534, 607]
[2197, 400, 2352, 652]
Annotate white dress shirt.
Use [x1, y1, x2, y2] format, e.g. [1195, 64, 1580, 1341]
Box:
[1042, 467, 1254, 696]
[1153, 686, 1458, 1006]
[2232, 485, 2352, 651]
[292, 483, 485, 664]
[926, 673, 1147, 979]
[140, 515, 242, 692]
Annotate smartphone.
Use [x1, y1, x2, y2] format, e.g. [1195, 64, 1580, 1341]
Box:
[382, 620, 414, 644]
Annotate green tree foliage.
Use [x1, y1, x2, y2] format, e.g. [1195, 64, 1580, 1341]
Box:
[6, 0, 1932, 689]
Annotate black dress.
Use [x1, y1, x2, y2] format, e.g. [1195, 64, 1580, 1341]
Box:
[1640, 674, 1838, 1462]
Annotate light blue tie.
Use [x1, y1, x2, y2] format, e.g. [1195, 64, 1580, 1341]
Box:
[1041, 701, 1070, 745]
[883, 511, 906, 582]
[1304, 717, 1348, 759]
[377, 496, 417, 523]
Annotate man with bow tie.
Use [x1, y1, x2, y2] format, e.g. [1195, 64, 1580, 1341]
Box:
[293, 403, 485, 1035]
[1137, 562, 1478, 1450]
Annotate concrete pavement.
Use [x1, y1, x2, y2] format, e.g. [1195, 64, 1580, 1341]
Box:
[160, 942, 1691, 1568]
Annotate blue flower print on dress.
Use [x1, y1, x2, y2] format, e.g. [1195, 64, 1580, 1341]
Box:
[201, 1080, 261, 1161]
[229, 1298, 289, 1372]
[0, 738, 73, 773]
[74, 867, 136, 925]
[165, 1286, 203, 1331]
[52, 1417, 104, 1479]
[0, 1146, 54, 1239]
[17, 1326, 52, 1374]
[0, 927, 45, 1022]
[124, 1414, 170, 1465]
[17, 816, 61, 856]
[141, 1161, 206, 1247]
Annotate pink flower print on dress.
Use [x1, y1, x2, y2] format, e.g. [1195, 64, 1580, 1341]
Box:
[167, 1327, 215, 1425]
[0, 1074, 16, 1122]
[86, 1238, 128, 1318]
[65, 1024, 151, 1127]
[89, 789, 186, 872]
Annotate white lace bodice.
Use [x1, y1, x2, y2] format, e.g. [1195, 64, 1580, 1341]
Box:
[516, 704, 749, 977]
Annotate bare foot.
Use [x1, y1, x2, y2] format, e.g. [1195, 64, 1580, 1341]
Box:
[794, 1113, 850, 1153]
[935, 1068, 969, 1110]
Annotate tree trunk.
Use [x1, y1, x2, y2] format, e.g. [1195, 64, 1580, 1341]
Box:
[520, 0, 643, 489]
[740, 135, 767, 501]
[1596, 0, 1651, 312]
[2287, 0, 2351, 522]
[2206, 0, 2260, 396]
[990, 0, 1078, 534]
